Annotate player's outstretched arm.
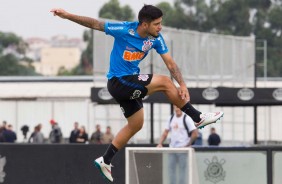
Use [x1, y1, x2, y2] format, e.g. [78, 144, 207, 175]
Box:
[50, 8, 105, 32]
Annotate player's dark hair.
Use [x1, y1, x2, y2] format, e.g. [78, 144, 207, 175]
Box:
[138, 5, 163, 23]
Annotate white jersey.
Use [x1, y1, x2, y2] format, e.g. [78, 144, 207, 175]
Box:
[165, 113, 196, 148]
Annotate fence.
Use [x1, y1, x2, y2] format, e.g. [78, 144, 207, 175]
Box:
[93, 24, 255, 87]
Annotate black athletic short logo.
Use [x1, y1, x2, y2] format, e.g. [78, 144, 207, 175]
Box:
[130, 90, 141, 99]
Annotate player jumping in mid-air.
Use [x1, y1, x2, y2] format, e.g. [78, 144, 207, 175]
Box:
[51, 5, 223, 182]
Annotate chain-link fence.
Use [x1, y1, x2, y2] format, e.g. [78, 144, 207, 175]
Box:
[93, 25, 255, 87]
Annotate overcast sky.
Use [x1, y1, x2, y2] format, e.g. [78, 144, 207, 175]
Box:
[0, 0, 174, 39]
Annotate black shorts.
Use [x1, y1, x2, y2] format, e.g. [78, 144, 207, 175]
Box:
[107, 74, 153, 118]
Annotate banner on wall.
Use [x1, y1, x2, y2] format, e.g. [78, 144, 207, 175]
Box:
[91, 87, 282, 106]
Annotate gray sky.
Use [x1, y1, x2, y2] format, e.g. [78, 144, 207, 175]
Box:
[0, 0, 174, 39]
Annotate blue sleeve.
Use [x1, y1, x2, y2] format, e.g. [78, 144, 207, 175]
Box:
[104, 21, 128, 37]
[154, 33, 169, 54]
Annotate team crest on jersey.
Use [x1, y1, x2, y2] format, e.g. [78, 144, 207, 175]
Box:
[142, 40, 153, 52]
[128, 29, 135, 36]
[130, 90, 142, 99]
[138, 74, 149, 81]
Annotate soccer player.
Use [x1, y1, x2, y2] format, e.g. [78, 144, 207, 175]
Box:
[50, 5, 223, 182]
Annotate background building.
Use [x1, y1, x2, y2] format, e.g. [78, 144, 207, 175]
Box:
[33, 47, 81, 75]
[25, 35, 85, 76]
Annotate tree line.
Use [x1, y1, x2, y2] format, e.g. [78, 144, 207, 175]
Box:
[0, 32, 38, 75]
[1, 0, 282, 77]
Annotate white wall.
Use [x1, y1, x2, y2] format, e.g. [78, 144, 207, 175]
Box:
[1, 99, 282, 145]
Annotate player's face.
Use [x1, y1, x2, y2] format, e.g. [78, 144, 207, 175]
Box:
[147, 17, 162, 37]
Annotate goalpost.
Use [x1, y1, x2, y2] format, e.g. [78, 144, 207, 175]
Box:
[125, 147, 199, 184]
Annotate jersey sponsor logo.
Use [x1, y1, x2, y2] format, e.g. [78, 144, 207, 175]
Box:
[123, 51, 145, 61]
[138, 74, 149, 81]
[142, 40, 153, 52]
[126, 46, 136, 51]
[108, 26, 124, 30]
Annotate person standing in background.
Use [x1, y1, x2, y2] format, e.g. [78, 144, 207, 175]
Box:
[1, 121, 7, 130]
[157, 106, 198, 184]
[102, 126, 114, 144]
[29, 124, 44, 143]
[49, 119, 63, 143]
[0, 126, 6, 142]
[90, 124, 104, 144]
[76, 125, 88, 144]
[20, 125, 30, 142]
[3, 124, 17, 143]
[208, 127, 221, 146]
[69, 122, 80, 143]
